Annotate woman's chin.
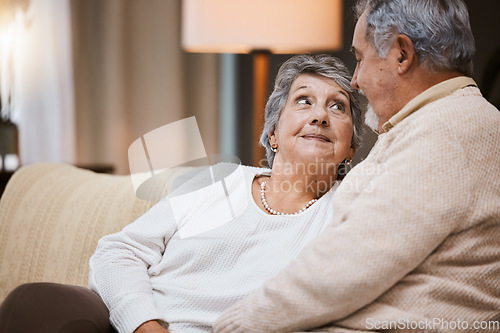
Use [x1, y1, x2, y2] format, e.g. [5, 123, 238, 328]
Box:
[293, 153, 337, 169]
[301, 146, 335, 161]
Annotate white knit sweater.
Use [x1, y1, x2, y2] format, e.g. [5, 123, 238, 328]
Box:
[89, 164, 337, 333]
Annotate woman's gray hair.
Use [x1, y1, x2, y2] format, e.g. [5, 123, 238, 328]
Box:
[260, 54, 364, 168]
[354, 0, 475, 76]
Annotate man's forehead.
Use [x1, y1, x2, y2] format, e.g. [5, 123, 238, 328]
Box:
[351, 12, 367, 52]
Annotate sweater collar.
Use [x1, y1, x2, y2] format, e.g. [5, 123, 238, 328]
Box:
[381, 76, 477, 133]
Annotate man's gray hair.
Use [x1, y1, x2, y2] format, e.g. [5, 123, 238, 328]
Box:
[355, 0, 475, 76]
[260, 54, 364, 168]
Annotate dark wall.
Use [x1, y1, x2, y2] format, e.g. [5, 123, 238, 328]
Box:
[467, 0, 500, 107]
[235, 0, 500, 167]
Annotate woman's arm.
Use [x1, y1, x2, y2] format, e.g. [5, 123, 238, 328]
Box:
[89, 199, 177, 333]
[134, 320, 171, 333]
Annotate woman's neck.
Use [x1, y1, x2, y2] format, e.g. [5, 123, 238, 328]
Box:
[270, 159, 337, 196]
[269, 164, 337, 200]
[252, 160, 338, 215]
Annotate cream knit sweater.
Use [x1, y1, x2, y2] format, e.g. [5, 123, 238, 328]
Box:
[214, 78, 500, 333]
[89, 164, 337, 333]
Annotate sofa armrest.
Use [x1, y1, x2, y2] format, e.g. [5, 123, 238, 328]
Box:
[0, 163, 187, 302]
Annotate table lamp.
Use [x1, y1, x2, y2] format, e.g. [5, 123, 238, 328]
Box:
[182, 0, 343, 166]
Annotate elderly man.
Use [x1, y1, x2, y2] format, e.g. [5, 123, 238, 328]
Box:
[213, 0, 500, 332]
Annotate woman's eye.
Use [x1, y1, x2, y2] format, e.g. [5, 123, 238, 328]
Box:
[296, 97, 311, 105]
[330, 103, 345, 112]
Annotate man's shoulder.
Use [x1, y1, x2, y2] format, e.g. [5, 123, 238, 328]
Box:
[375, 85, 500, 181]
[369, 86, 499, 170]
[392, 86, 499, 142]
[426, 86, 499, 124]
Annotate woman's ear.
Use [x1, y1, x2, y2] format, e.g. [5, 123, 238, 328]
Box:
[348, 147, 356, 161]
[395, 34, 416, 74]
[268, 132, 277, 146]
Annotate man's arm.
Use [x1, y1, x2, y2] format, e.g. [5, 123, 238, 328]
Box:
[213, 124, 471, 333]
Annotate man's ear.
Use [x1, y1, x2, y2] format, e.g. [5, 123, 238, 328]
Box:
[396, 34, 416, 74]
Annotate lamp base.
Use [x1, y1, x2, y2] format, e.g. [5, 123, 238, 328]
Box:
[252, 51, 270, 168]
[0, 119, 20, 172]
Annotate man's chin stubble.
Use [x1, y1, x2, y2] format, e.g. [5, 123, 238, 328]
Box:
[364, 104, 380, 132]
[359, 90, 379, 132]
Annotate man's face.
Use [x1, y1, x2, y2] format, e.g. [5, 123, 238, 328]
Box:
[350, 11, 400, 132]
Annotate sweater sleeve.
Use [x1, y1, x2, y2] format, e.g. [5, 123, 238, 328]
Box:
[89, 198, 177, 333]
[213, 120, 472, 333]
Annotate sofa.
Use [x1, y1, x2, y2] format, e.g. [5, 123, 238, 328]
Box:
[0, 163, 189, 303]
[0, 163, 377, 333]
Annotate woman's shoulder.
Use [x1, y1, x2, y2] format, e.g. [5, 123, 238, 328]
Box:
[240, 164, 271, 176]
[169, 163, 268, 195]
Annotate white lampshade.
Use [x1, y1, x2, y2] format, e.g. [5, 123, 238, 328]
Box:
[182, 0, 343, 54]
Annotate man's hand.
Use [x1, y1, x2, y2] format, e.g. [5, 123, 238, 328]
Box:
[134, 320, 171, 333]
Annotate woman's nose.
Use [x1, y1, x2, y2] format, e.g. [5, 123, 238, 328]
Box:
[310, 106, 329, 126]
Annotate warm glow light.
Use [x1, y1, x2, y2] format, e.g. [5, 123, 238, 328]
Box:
[182, 0, 343, 54]
[0, 8, 27, 120]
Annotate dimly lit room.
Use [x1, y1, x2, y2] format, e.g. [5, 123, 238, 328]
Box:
[0, 1, 499, 332]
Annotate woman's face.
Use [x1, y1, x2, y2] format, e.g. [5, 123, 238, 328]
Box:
[269, 73, 355, 172]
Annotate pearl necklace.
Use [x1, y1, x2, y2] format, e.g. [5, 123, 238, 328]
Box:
[260, 181, 317, 216]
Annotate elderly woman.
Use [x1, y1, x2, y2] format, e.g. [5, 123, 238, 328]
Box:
[0, 54, 363, 333]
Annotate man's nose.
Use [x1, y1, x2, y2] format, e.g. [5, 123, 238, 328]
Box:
[351, 73, 359, 90]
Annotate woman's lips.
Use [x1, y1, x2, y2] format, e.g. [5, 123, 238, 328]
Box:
[301, 134, 331, 142]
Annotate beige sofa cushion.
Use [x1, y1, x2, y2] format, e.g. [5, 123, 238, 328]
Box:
[0, 163, 187, 303]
